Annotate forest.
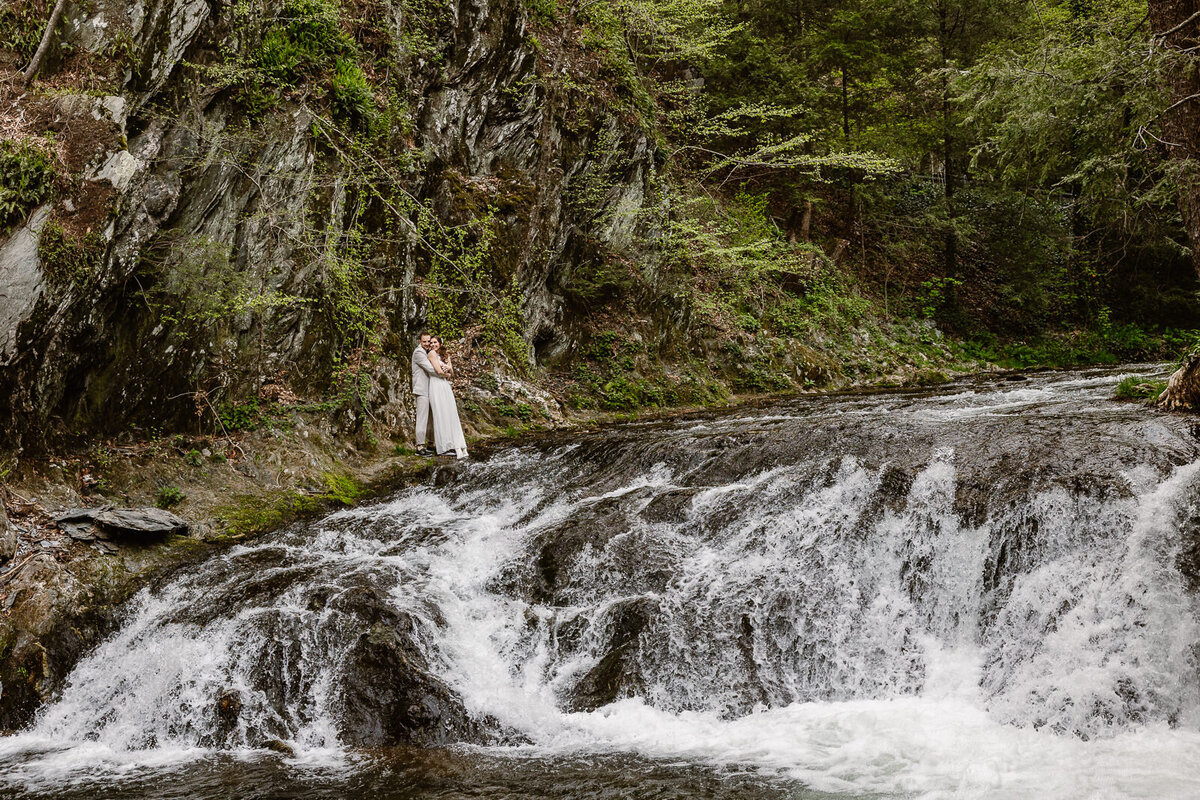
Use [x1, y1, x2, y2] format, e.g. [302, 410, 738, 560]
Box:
[629, 0, 1200, 362]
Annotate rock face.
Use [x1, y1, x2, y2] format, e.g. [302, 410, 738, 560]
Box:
[0, 207, 50, 359]
[0, 0, 662, 450]
[1158, 353, 1200, 411]
[567, 596, 658, 712]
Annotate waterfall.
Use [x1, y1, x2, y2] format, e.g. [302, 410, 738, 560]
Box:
[5, 369, 1200, 799]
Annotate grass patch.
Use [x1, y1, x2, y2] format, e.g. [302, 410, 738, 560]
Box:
[1115, 376, 1167, 403]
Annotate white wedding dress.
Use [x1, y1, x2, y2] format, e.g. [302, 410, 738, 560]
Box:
[428, 357, 468, 458]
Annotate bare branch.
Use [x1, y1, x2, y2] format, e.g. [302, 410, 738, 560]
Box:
[1153, 10, 1200, 40]
[21, 0, 69, 87]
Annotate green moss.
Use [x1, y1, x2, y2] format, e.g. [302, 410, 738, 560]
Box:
[320, 470, 365, 505]
[217, 491, 322, 537]
[910, 369, 952, 386]
[215, 470, 372, 537]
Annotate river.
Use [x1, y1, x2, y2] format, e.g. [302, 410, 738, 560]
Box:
[4, 366, 1200, 799]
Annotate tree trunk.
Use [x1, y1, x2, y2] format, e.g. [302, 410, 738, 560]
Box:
[1148, 1, 1200, 280]
[938, 2, 958, 278]
[21, 0, 69, 87]
[1158, 352, 1200, 410]
[841, 66, 850, 139]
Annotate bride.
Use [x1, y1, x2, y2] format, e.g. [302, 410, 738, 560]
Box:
[426, 336, 469, 459]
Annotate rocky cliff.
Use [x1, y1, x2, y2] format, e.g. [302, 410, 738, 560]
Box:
[1, 0, 670, 449]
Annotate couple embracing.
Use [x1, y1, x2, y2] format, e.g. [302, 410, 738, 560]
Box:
[411, 332, 469, 459]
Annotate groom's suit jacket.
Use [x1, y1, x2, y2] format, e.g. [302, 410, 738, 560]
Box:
[411, 346, 437, 396]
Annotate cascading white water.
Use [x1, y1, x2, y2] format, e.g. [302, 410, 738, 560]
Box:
[5, 368, 1200, 799]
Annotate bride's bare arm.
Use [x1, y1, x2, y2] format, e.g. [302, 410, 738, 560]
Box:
[429, 351, 451, 376]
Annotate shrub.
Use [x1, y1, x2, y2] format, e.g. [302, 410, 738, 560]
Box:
[523, 0, 557, 24]
[0, 0, 48, 60]
[258, 29, 307, 83]
[0, 141, 55, 229]
[156, 485, 186, 509]
[330, 58, 376, 128]
[255, 0, 353, 81]
[217, 398, 266, 432]
[37, 222, 106, 286]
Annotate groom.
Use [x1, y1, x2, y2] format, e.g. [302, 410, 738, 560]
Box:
[411, 332, 439, 456]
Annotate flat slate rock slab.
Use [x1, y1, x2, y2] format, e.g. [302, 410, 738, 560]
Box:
[55, 506, 114, 523]
[93, 508, 188, 537]
[55, 505, 186, 537]
[54, 506, 188, 540]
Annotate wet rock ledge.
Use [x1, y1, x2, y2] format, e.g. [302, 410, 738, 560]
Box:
[0, 498, 211, 730]
[0, 441, 444, 734]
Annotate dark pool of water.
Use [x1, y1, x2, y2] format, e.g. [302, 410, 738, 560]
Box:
[1, 748, 852, 800]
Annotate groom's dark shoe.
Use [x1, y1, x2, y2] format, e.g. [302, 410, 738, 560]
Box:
[416, 446, 436, 456]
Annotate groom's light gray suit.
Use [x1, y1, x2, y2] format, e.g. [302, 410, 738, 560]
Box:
[411, 345, 438, 446]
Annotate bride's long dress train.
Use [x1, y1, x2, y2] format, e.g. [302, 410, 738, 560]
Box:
[429, 375, 468, 458]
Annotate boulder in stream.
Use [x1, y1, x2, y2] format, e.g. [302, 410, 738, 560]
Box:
[332, 587, 494, 747]
[567, 597, 658, 712]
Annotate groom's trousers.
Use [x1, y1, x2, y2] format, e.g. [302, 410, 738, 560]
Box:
[415, 394, 431, 445]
